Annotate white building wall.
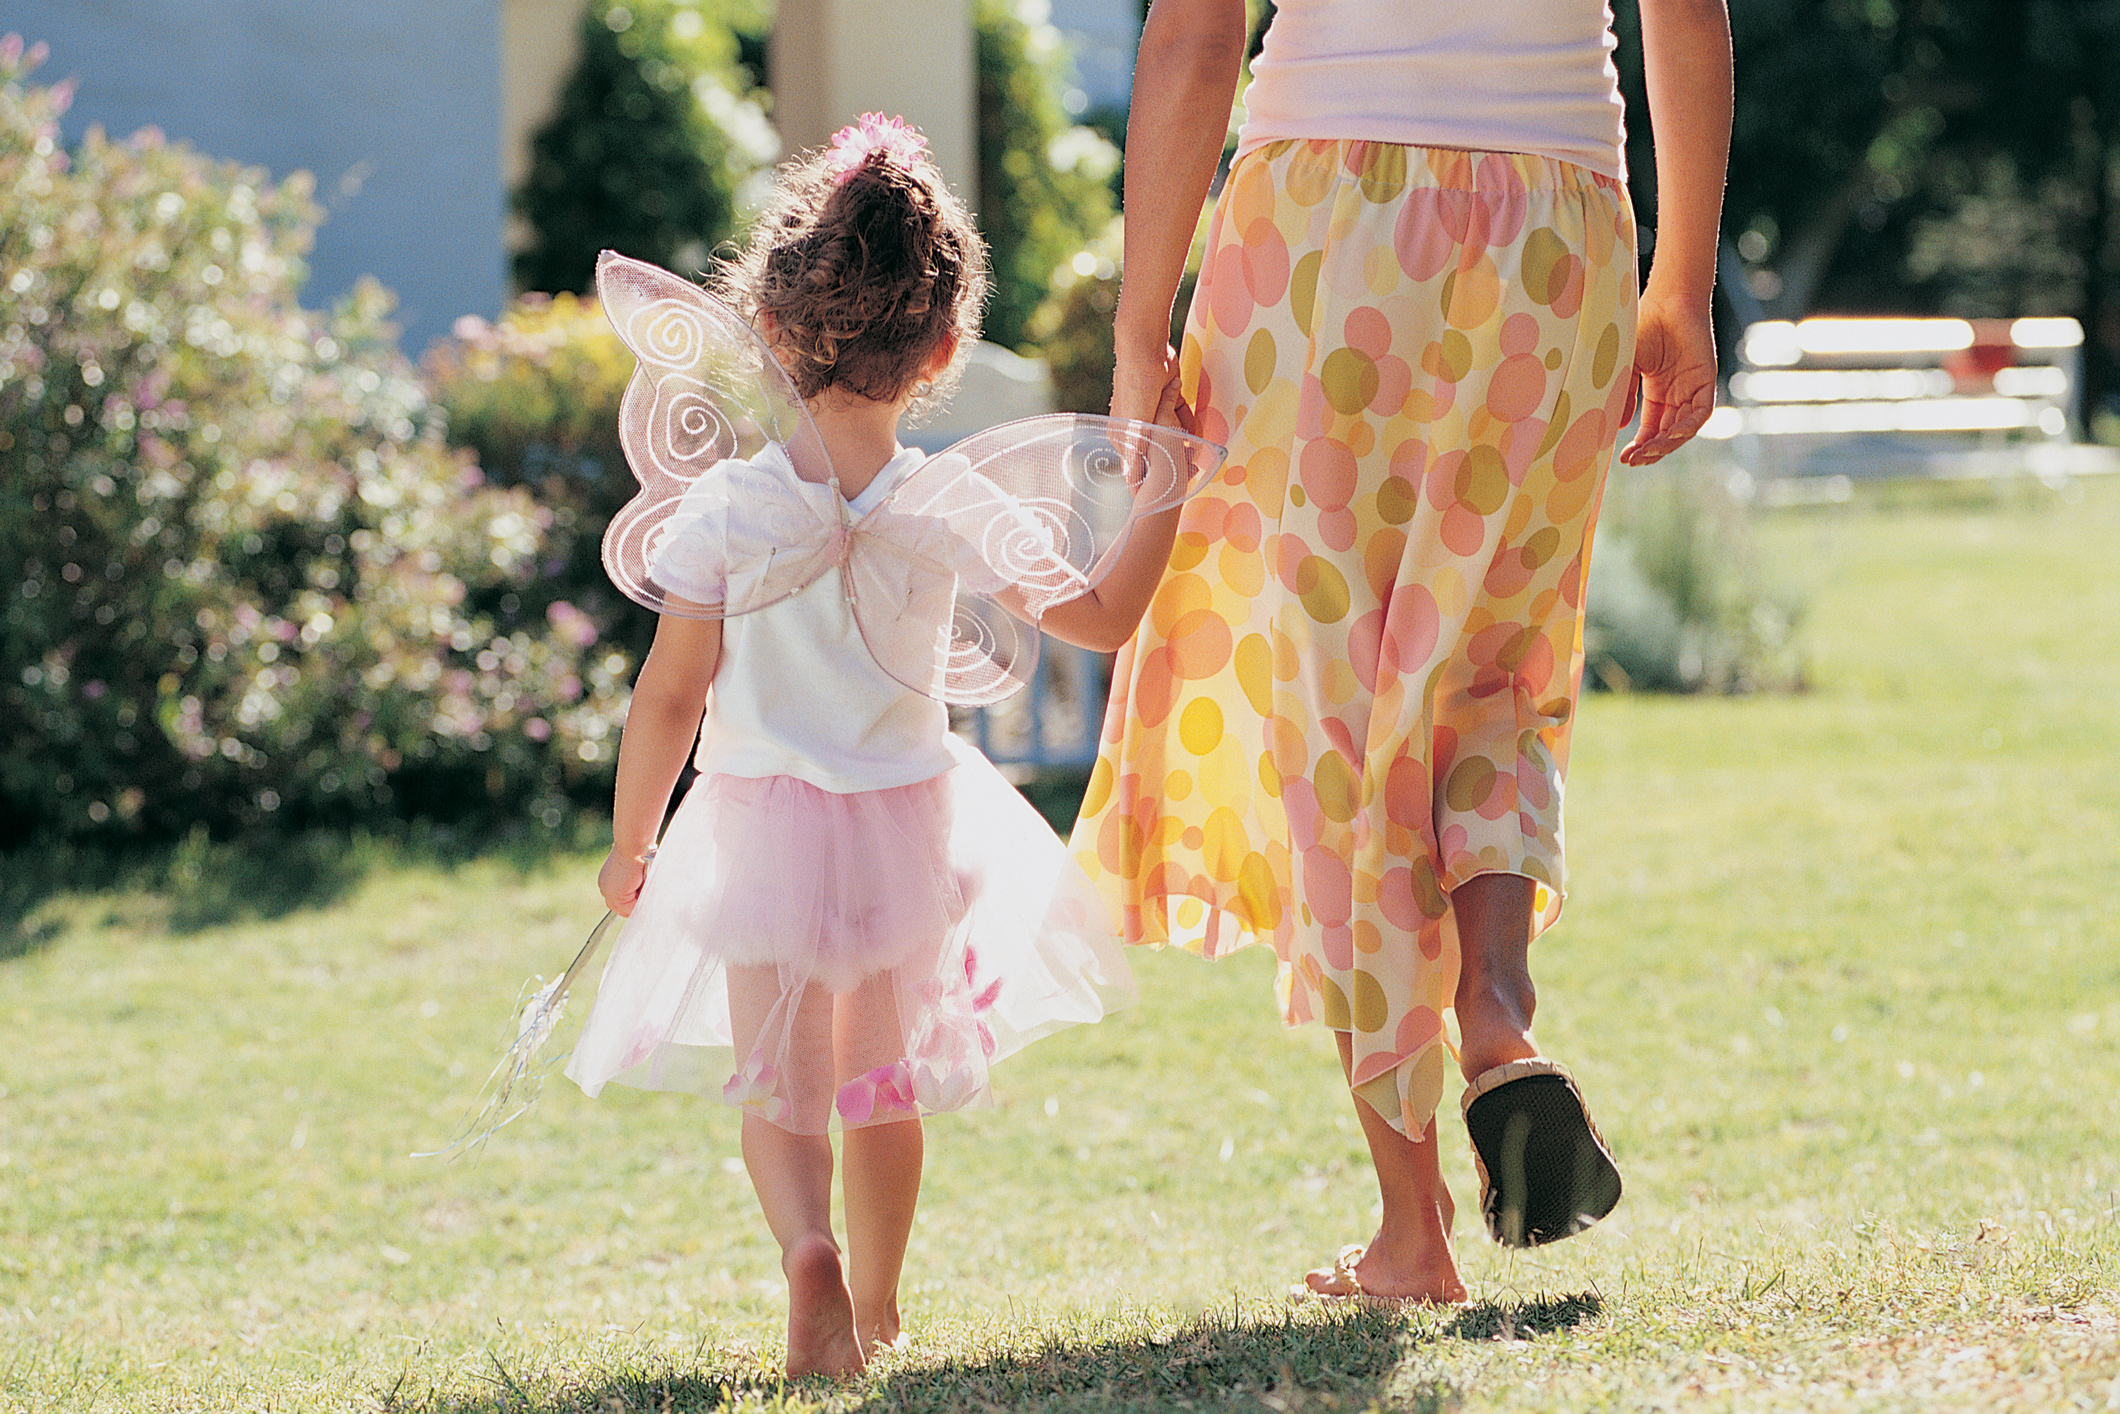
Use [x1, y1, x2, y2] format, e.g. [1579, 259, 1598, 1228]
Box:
[17, 0, 510, 351]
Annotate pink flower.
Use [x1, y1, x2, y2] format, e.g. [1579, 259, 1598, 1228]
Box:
[723, 1050, 779, 1107]
[836, 1060, 918, 1124]
[823, 113, 928, 185]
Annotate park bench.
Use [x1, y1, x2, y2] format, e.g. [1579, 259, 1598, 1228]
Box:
[1696, 314, 2118, 499]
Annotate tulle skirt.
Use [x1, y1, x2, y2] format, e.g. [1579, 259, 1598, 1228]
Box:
[564, 734, 1134, 1133]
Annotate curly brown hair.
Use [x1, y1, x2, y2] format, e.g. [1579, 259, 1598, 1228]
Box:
[718, 140, 988, 417]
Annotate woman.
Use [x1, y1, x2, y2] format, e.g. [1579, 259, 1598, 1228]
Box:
[1074, 0, 1732, 1300]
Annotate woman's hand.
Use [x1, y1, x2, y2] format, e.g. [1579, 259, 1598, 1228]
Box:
[1619, 288, 1717, 465]
[598, 847, 650, 917]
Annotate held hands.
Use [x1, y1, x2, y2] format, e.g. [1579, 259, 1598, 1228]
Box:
[1619, 285, 1718, 466]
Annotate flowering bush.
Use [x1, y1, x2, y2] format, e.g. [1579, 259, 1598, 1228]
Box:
[0, 40, 627, 845]
[422, 294, 655, 667]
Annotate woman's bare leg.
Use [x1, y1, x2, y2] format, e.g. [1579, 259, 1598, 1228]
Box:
[1306, 1030, 1467, 1303]
[1451, 872, 1541, 1081]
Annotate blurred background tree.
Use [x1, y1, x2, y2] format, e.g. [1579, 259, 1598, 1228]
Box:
[976, 0, 1120, 350]
[512, 0, 775, 296]
[1615, 0, 2120, 426]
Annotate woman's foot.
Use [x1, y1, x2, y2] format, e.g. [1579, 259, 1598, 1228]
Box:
[784, 1234, 866, 1378]
[1301, 1232, 1467, 1305]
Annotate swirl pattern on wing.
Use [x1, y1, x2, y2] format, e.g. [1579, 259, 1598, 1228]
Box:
[941, 596, 1040, 707]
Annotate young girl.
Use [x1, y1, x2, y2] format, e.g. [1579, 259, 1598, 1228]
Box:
[563, 117, 1198, 1378]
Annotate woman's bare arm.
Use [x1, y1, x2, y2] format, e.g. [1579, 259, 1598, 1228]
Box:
[1621, 0, 1733, 465]
[1109, 0, 1248, 427]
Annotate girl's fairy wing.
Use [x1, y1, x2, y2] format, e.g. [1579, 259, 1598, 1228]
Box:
[594, 250, 842, 618]
[850, 415, 1227, 705]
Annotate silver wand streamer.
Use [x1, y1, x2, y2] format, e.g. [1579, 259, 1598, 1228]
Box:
[413, 910, 620, 1159]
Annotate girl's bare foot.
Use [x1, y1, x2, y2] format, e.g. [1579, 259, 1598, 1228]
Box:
[784, 1234, 865, 1378]
[856, 1295, 907, 1358]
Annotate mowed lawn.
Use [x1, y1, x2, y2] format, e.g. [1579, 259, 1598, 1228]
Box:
[4, 474, 2118, 1412]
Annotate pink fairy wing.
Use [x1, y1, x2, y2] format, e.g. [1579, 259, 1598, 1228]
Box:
[594, 250, 841, 618]
[844, 416, 1226, 704]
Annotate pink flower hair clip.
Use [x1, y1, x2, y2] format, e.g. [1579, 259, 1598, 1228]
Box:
[824, 112, 929, 184]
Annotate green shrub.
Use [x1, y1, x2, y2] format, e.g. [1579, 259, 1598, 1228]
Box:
[976, 0, 1120, 350]
[1585, 462, 1805, 694]
[422, 294, 656, 667]
[513, 0, 775, 297]
[0, 41, 627, 846]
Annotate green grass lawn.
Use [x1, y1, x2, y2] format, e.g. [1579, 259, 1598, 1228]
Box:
[5, 474, 2119, 1412]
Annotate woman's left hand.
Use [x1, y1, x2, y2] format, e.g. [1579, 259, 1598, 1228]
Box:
[1620, 288, 1717, 466]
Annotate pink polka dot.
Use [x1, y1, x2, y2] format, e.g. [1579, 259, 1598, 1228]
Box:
[1304, 848, 1353, 928]
[1343, 305, 1394, 360]
[1317, 506, 1359, 552]
[1299, 438, 1360, 510]
[1394, 1006, 1443, 1054]
[1487, 352, 1549, 423]
[1381, 583, 1441, 674]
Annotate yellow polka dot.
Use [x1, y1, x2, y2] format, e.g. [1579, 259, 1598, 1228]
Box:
[1257, 752, 1283, 799]
[1169, 531, 1211, 573]
[1080, 757, 1113, 817]
[1166, 767, 1194, 801]
[1179, 696, 1225, 755]
[1173, 895, 1205, 930]
[1203, 806, 1249, 882]
[1234, 633, 1275, 717]
[1219, 541, 1266, 598]
[1358, 145, 1406, 203]
[1239, 851, 1283, 927]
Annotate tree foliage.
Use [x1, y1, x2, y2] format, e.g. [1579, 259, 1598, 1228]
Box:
[1615, 0, 2120, 415]
[976, 0, 1121, 350]
[513, 0, 775, 297]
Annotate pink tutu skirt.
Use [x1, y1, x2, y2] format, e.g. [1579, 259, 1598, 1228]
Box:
[564, 735, 1133, 1133]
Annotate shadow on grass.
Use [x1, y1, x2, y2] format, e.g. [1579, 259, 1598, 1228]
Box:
[385, 1296, 1601, 1413]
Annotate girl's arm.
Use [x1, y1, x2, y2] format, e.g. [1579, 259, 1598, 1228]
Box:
[1109, 0, 1248, 429]
[1620, 0, 1733, 466]
[597, 614, 721, 915]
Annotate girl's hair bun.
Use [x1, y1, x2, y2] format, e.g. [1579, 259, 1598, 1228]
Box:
[720, 117, 988, 412]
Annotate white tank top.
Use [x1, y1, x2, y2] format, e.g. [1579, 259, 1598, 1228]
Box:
[1237, 0, 1628, 179]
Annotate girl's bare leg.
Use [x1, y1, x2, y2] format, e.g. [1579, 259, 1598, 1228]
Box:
[1451, 872, 1541, 1081]
[727, 967, 864, 1378]
[834, 972, 923, 1355]
[841, 1117, 921, 1352]
[1304, 1030, 1467, 1303]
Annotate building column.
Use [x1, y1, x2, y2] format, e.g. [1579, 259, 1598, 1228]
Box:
[771, 0, 978, 208]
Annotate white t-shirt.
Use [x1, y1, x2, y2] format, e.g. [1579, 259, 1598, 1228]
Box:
[1238, 0, 1628, 179]
[685, 446, 958, 794]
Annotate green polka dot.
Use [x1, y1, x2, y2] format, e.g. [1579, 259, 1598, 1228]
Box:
[1351, 969, 1388, 1032]
[1522, 227, 1568, 307]
[1291, 251, 1322, 339]
[1444, 756, 1497, 813]
[1592, 321, 1621, 388]
[1544, 347, 1563, 370]
[1439, 330, 1474, 382]
[1321, 347, 1381, 416]
[1376, 475, 1417, 526]
[1295, 555, 1351, 622]
[1246, 328, 1278, 396]
[1315, 750, 1359, 823]
[1316, 974, 1352, 1029]
[1456, 445, 1510, 516]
